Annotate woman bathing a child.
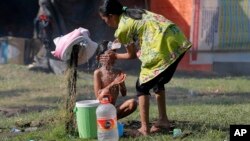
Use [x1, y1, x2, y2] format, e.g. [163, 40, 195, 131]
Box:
[98, 0, 192, 136]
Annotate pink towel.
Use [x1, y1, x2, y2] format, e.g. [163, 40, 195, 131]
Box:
[52, 28, 90, 60]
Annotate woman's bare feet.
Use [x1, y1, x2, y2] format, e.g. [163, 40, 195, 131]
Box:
[138, 127, 149, 136]
[150, 120, 171, 133]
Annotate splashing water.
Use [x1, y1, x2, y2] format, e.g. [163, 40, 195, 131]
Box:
[65, 43, 100, 135]
[65, 45, 79, 135]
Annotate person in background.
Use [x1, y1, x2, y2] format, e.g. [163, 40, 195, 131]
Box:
[93, 40, 137, 119]
[28, 0, 67, 74]
[98, 0, 192, 136]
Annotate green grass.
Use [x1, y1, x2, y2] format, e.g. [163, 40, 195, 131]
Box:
[1, 64, 250, 141]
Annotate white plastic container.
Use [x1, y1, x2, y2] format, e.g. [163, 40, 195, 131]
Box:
[107, 41, 121, 50]
[96, 98, 119, 141]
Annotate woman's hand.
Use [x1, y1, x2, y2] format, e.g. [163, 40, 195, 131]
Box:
[99, 50, 116, 65]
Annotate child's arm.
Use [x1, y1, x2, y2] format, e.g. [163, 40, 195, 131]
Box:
[108, 72, 126, 88]
[117, 70, 126, 96]
[94, 69, 114, 102]
[93, 69, 102, 99]
[119, 81, 127, 97]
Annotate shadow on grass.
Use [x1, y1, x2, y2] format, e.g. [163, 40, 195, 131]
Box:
[122, 119, 228, 138]
[126, 84, 250, 105]
[0, 105, 57, 117]
[120, 69, 250, 79]
[75, 81, 250, 107]
[173, 120, 229, 133]
[0, 89, 30, 98]
[143, 86, 250, 105]
[33, 96, 64, 104]
[167, 92, 250, 106]
[174, 70, 250, 79]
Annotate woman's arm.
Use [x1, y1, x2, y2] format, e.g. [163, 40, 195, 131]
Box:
[116, 42, 137, 60]
[99, 41, 137, 65]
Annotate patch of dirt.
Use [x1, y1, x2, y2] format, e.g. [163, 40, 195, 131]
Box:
[122, 120, 192, 138]
[0, 116, 59, 139]
[0, 105, 56, 117]
[122, 120, 176, 137]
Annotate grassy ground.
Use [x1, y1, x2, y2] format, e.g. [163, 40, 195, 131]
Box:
[0, 64, 250, 141]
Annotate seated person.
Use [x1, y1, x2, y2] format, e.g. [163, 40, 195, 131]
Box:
[93, 40, 137, 119]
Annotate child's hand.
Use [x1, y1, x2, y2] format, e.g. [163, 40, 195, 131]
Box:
[113, 73, 126, 85]
[97, 88, 114, 104]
